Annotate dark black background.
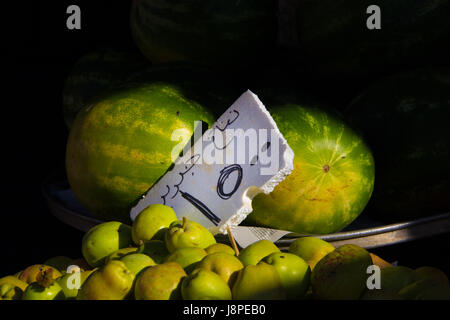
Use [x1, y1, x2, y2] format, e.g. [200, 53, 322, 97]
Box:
[3, 1, 137, 275]
[2, 0, 450, 279]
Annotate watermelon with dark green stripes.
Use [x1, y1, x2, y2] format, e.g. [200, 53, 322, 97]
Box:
[130, 0, 278, 67]
[62, 48, 239, 129]
[345, 69, 450, 222]
[296, 0, 450, 80]
[66, 82, 216, 222]
[245, 94, 375, 234]
[62, 48, 148, 129]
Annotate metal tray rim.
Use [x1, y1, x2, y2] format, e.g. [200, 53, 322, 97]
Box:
[41, 172, 450, 249]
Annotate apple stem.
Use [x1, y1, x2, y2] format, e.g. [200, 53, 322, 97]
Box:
[226, 226, 240, 256]
[182, 216, 187, 229]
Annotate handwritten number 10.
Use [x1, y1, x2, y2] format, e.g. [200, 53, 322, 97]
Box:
[180, 164, 243, 225]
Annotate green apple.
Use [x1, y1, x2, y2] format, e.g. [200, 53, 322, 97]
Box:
[412, 266, 449, 285]
[165, 247, 207, 274]
[360, 266, 430, 300]
[106, 247, 139, 263]
[380, 266, 415, 293]
[196, 252, 244, 286]
[19, 264, 62, 284]
[182, 268, 232, 300]
[22, 281, 64, 300]
[397, 266, 450, 300]
[0, 283, 22, 300]
[311, 244, 372, 300]
[165, 217, 216, 253]
[132, 204, 178, 245]
[137, 240, 170, 264]
[262, 252, 311, 299]
[205, 243, 236, 256]
[120, 253, 156, 276]
[238, 240, 280, 266]
[0, 276, 28, 291]
[82, 221, 133, 268]
[134, 262, 186, 300]
[232, 262, 286, 300]
[77, 260, 134, 300]
[399, 278, 450, 300]
[0, 276, 28, 300]
[289, 237, 335, 270]
[22, 268, 65, 300]
[57, 268, 96, 299]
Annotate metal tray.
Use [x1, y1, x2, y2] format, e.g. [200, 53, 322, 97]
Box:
[42, 172, 450, 250]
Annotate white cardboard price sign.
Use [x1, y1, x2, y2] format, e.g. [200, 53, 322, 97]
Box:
[130, 90, 294, 242]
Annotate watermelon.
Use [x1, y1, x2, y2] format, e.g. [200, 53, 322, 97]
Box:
[345, 69, 450, 222]
[62, 48, 149, 129]
[244, 95, 375, 234]
[62, 48, 241, 129]
[66, 82, 216, 222]
[130, 0, 277, 67]
[296, 0, 450, 80]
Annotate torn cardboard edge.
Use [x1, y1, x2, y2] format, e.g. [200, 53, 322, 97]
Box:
[130, 90, 294, 242]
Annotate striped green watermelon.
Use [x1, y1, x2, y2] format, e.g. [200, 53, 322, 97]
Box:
[130, 0, 277, 66]
[296, 0, 450, 79]
[245, 96, 375, 234]
[66, 82, 216, 222]
[345, 69, 450, 222]
[62, 48, 241, 130]
[62, 48, 148, 129]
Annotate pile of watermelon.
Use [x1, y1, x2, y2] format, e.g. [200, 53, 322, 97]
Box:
[64, 0, 450, 234]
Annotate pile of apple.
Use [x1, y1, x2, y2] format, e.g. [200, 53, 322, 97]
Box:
[1, 204, 450, 300]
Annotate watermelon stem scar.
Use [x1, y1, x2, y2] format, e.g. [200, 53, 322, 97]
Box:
[323, 165, 330, 173]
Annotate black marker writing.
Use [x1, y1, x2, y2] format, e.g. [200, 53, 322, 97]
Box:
[180, 191, 221, 226]
[161, 185, 170, 205]
[211, 109, 240, 149]
[215, 110, 239, 132]
[217, 164, 243, 200]
[171, 154, 201, 199]
[212, 133, 234, 150]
